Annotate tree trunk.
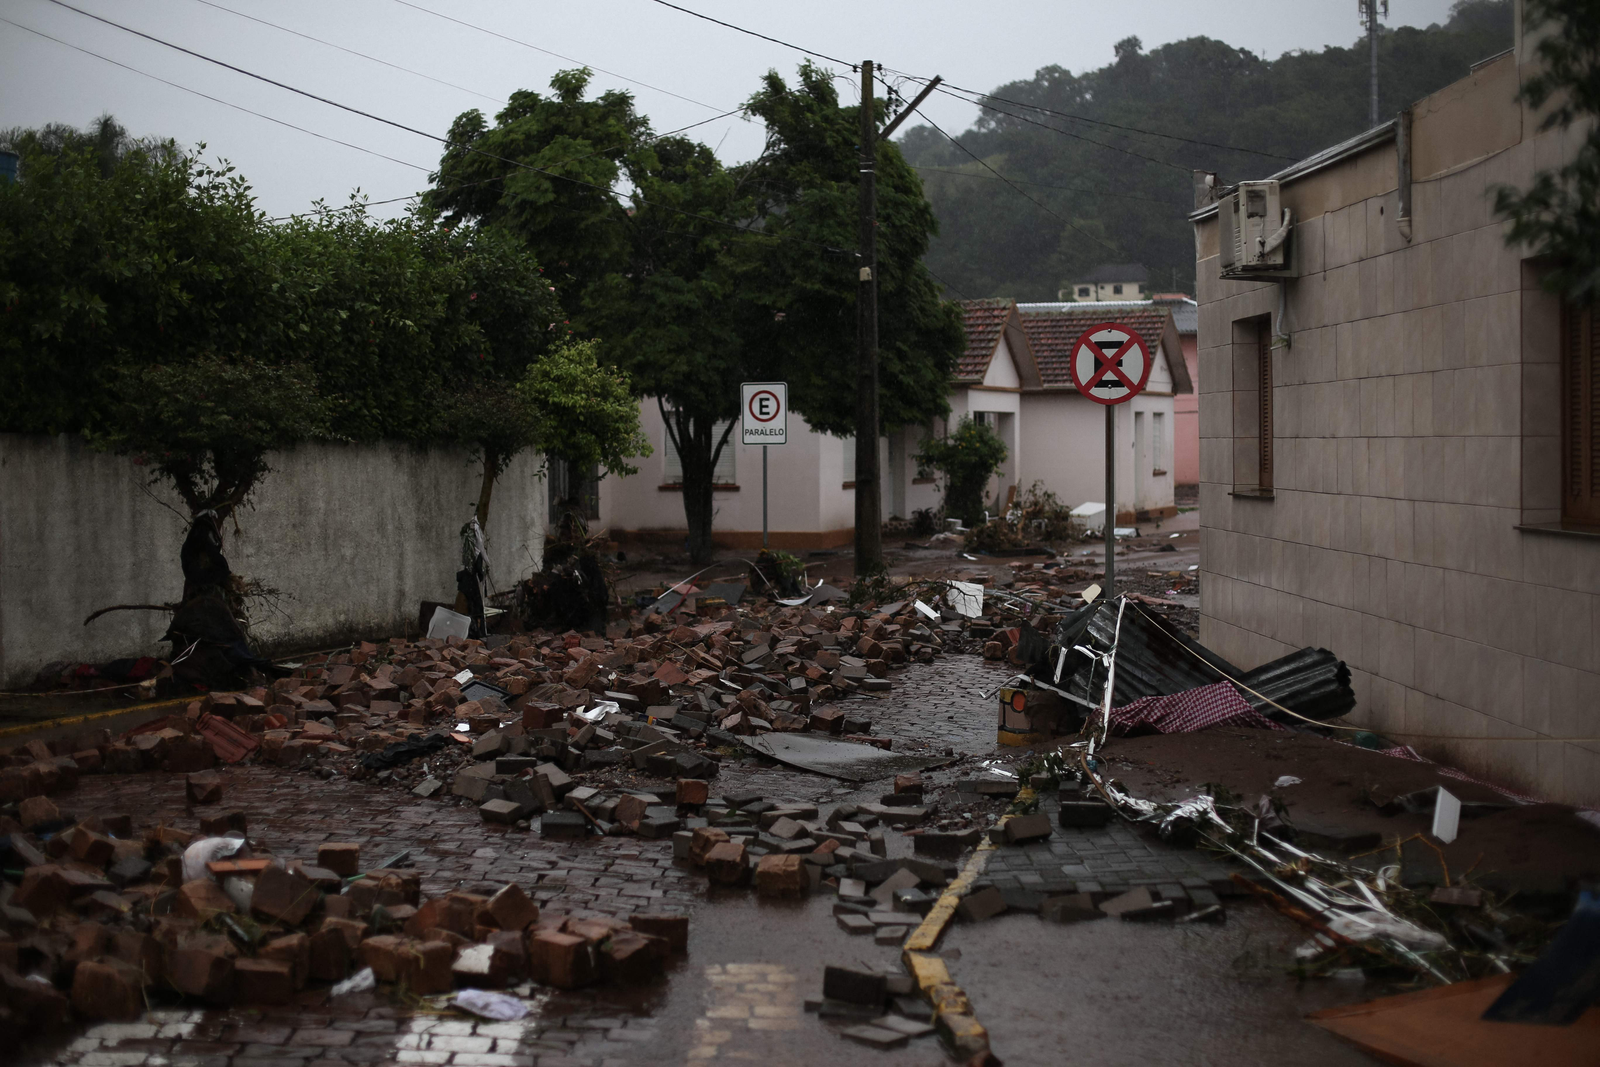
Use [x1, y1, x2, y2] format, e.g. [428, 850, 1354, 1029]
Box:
[664, 405, 733, 565]
[475, 447, 501, 529]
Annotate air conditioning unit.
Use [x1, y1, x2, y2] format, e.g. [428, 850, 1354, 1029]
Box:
[1218, 179, 1293, 278]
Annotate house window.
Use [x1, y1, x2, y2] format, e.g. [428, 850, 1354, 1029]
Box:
[1077, 286, 1090, 298]
[1113, 284, 1124, 295]
[1562, 301, 1600, 525]
[1152, 412, 1166, 474]
[1257, 323, 1273, 488]
[1232, 316, 1273, 494]
[548, 458, 599, 522]
[663, 421, 736, 485]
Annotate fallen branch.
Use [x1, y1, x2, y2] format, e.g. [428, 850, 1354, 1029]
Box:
[83, 603, 179, 626]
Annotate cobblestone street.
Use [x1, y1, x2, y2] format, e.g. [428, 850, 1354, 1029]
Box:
[23, 655, 1370, 1067]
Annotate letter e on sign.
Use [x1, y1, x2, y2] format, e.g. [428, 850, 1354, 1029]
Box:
[741, 382, 787, 446]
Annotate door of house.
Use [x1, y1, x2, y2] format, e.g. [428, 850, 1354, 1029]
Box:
[1134, 410, 1149, 507]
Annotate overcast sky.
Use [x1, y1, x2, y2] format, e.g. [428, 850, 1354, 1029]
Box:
[0, 0, 1462, 219]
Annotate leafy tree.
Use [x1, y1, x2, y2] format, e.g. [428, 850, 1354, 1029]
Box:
[426, 66, 963, 563]
[422, 69, 647, 325]
[87, 357, 334, 519]
[736, 64, 965, 438]
[916, 417, 1009, 527]
[517, 338, 650, 480]
[0, 130, 282, 436]
[0, 113, 177, 178]
[897, 1, 1514, 299]
[1493, 0, 1600, 303]
[584, 132, 753, 563]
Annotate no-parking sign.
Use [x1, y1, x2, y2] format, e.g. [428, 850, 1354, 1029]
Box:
[741, 382, 787, 445]
[1069, 322, 1152, 406]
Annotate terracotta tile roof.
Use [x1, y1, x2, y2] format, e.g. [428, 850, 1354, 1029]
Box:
[957, 298, 1013, 381]
[1017, 305, 1171, 388]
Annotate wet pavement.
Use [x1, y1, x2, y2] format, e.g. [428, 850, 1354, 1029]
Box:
[20, 653, 1379, 1067]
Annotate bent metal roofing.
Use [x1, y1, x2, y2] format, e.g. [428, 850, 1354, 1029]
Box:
[1015, 305, 1173, 389]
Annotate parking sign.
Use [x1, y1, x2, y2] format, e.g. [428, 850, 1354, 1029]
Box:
[741, 382, 787, 445]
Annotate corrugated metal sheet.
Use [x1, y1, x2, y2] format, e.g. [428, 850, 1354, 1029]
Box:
[1059, 600, 1354, 724]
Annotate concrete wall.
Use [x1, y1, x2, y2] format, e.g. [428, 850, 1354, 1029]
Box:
[1172, 332, 1201, 487]
[0, 434, 547, 688]
[1193, 36, 1600, 805]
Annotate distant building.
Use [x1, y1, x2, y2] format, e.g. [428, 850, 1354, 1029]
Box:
[1062, 263, 1150, 302]
[1027, 293, 1200, 491]
[593, 298, 1191, 548]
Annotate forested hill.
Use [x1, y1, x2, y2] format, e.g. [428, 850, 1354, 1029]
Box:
[896, 0, 1512, 301]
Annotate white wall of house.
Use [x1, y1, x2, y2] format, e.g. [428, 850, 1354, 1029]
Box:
[598, 399, 885, 549]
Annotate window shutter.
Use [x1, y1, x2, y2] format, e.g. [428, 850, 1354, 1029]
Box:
[662, 421, 735, 484]
[1258, 323, 1274, 489]
[1562, 302, 1600, 525]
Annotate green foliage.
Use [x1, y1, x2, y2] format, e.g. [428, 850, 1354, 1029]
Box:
[86, 356, 334, 518]
[1493, 0, 1600, 303]
[268, 204, 561, 443]
[737, 63, 965, 437]
[423, 67, 648, 319]
[0, 116, 565, 527]
[897, 1, 1513, 299]
[0, 134, 278, 436]
[847, 561, 895, 608]
[751, 549, 807, 598]
[429, 65, 964, 563]
[916, 417, 1009, 527]
[517, 338, 651, 477]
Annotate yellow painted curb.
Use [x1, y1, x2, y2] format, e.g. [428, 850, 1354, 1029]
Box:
[0, 695, 192, 740]
[899, 786, 1035, 1060]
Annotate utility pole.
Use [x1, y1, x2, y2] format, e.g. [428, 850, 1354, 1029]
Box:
[1360, 0, 1387, 128]
[854, 59, 882, 575]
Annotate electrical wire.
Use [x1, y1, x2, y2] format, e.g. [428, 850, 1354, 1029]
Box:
[643, 0, 853, 68]
[390, 0, 724, 113]
[930, 84, 1193, 173]
[41, 0, 850, 255]
[634, 3, 1291, 162]
[191, 0, 503, 106]
[265, 106, 753, 223]
[0, 15, 433, 174]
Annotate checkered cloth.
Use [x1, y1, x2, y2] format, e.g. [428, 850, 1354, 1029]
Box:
[1109, 681, 1286, 735]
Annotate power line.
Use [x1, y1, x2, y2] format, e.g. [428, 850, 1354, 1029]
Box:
[635, 3, 1292, 164]
[389, 0, 723, 113]
[0, 15, 432, 175]
[914, 110, 1120, 255]
[191, 0, 503, 106]
[643, 0, 853, 68]
[41, 0, 848, 254]
[929, 84, 1192, 173]
[266, 108, 754, 223]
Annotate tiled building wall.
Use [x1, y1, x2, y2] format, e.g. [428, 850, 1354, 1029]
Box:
[1194, 57, 1600, 806]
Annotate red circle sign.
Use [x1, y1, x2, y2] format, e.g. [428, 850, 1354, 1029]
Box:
[1068, 322, 1152, 406]
[746, 389, 782, 422]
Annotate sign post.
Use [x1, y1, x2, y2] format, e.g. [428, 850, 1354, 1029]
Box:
[740, 382, 788, 549]
[1069, 323, 1152, 598]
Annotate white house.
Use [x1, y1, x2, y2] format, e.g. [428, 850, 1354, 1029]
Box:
[595, 298, 1191, 549]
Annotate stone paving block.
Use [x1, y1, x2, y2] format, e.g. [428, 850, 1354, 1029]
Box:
[823, 966, 886, 1006]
